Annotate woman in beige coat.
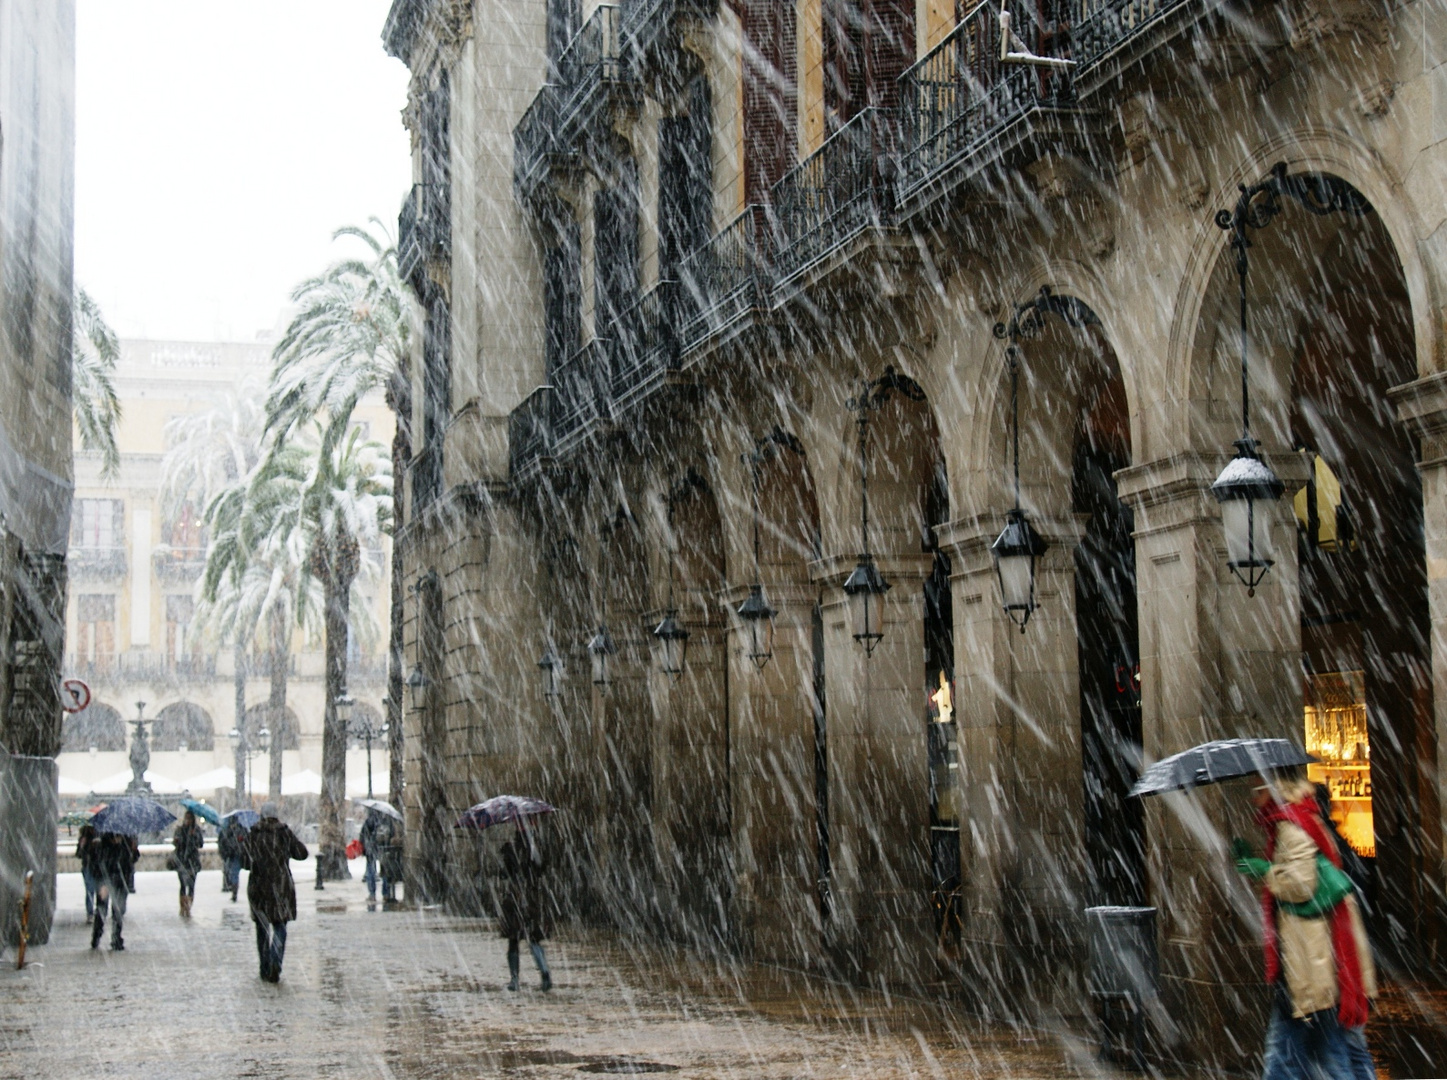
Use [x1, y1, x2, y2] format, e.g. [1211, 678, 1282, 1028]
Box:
[1237, 772, 1376, 1079]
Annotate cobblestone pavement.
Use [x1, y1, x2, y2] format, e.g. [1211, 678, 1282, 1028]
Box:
[0, 864, 1420, 1079]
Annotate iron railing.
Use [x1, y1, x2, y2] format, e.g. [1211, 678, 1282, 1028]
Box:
[68, 546, 127, 581]
[556, 5, 629, 146]
[398, 183, 449, 286]
[771, 108, 894, 286]
[620, 0, 717, 75]
[896, 0, 1074, 208]
[514, 85, 563, 204]
[676, 205, 772, 351]
[612, 279, 680, 418]
[509, 384, 555, 482]
[551, 338, 614, 456]
[152, 547, 206, 583]
[1070, 0, 1191, 70]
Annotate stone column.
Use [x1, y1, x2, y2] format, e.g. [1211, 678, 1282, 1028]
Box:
[812, 553, 934, 982]
[938, 514, 1087, 1013]
[727, 583, 821, 963]
[1116, 452, 1303, 1063]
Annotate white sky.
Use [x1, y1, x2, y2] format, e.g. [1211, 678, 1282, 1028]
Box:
[75, 1, 413, 343]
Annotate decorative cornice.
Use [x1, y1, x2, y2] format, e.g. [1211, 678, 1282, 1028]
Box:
[1388, 372, 1447, 438]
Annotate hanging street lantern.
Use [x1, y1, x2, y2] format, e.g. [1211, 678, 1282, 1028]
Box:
[843, 556, 890, 654]
[652, 610, 689, 678]
[1212, 440, 1284, 596]
[587, 625, 616, 688]
[1212, 165, 1368, 595]
[406, 663, 428, 708]
[335, 694, 354, 728]
[992, 507, 1048, 629]
[844, 369, 923, 656]
[257, 726, 272, 753]
[537, 646, 562, 699]
[736, 583, 776, 671]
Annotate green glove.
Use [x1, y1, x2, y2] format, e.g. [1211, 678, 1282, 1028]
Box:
[1236, 856, 1271, 881]
[1278, 855, 1355, 918]
[1230, 838, 1254, 861]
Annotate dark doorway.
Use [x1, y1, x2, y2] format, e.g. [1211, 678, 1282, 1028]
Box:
[924, 545, 960, 942]
[1075, 398, 1144, 907]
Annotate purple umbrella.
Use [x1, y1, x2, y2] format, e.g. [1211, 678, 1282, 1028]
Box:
[455, 795, 557, 831]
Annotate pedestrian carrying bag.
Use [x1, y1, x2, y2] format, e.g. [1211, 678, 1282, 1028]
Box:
[1278, 854, 1355, 918]
[165, 853, 178, 872]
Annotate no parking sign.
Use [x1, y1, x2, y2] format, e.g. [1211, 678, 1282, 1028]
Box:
[60, 678, 91, 713]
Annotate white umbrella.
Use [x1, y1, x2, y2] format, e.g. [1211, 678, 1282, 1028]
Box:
[281, 769, 323, 796]
[58, 775, 93, 795]
[354, 798, 402, 820]
[92, 769, 185, 794]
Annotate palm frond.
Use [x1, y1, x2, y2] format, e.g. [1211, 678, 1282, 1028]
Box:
[72, 287, 123, 479]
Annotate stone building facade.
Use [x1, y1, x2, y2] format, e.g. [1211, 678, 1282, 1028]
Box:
[0, 0, 75, 946]
[384, 0, 1447, 1062]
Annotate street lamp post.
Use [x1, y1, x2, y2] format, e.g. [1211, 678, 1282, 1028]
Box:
[1211, 164, 1370, 595]
[345, 696, 388, 800]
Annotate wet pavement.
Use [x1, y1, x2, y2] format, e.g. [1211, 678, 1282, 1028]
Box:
[0, 864, 1427, 1079]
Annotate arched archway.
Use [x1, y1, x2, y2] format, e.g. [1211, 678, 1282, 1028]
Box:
[61, 701, 124, 752]
[153, 701, 215, 751]
[243, 704, 300, 750]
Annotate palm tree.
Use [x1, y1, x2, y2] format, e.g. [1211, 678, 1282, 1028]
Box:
[249, 425, 391, 877]
[265, 220, 411, 876]
[163, 394, 266, 799]
[72, 287, 123, 479]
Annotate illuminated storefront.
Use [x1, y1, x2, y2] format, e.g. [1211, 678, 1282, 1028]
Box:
[1304, 670, 1374, 858]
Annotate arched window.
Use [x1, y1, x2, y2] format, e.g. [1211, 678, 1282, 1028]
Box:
[243, 704, 300, 750]
[152, 701, 215, 751]
[61, 701, 125, 752]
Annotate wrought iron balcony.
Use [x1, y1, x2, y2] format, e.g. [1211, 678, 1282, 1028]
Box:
[152, 547, 206, 583]
[551, 337, 615, 458]
[509, 384, 555, 485]
[515, 5, 633, 206]
[397, 182, 449, 290]
[676, 205, 772, 353]
[771, 109, 895, 289]
[612, 279, 681, 419]
[1068, 0, 1195, 93]
[514, 85, 565, 205]
[68, 546, 127, 581]
[895, 0, 1076, 216]
[621, 0, 718, 79]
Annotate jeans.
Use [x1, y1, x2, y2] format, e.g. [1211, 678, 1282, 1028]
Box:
[223, 856, 241, 895]
[94, 882, 128, 948]
[81, 868, 97, 916]
[364, 855, 378, 898]
[1261, 995, 1356, 1080]
[254, 919, 288, 981]
[1342, 1025, 1376, 1080]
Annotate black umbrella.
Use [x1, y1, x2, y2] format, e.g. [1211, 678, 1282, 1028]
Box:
[1130, 738, 1314, 797]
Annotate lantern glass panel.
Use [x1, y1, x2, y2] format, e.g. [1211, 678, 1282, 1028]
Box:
[1222, 496, 1274, 568]
[997, 552, 1034, 612]
[747, 615, 775, 669]
[590, 649, 608, 687]
[852, 589, 885, 644]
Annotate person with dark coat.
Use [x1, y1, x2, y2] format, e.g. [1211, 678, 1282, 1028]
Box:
[217, 818, 243, 901]
[378, 817, 402, 903]
[241, 802, 308, 982]
[88, 832, 135, 951]
[172, 810, 204, 919]
[360, 810, 382, 902]
[498, 824, 552, 992]
[76, 822, 98, 918]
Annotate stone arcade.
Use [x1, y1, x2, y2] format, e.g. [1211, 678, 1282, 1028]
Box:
[383, 0, 1447, 1064]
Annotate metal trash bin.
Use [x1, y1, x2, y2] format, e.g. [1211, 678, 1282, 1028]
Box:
[1085, 905, 1157, 1068]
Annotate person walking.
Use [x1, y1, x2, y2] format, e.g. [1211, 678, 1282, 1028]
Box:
[242, 802, 308, 983]
[378, 814, 402, 903]
[172, 810, 204, 919]
[1234, 768, 1377, 1080]
[498, 823, 552, 992]
[218, 817, 243, 901]
[88, 832, 135, 952]
[76, 821, 98, 918]
[360, 808, 381, 903]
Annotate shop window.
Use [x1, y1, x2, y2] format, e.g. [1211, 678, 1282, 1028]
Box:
[1304, 670, 1373, 857]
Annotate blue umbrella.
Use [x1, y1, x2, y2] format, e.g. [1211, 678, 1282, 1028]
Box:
[220, 809, 259, 829]
[180, 799, 220, 826]
[91, 797, 177, 835]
